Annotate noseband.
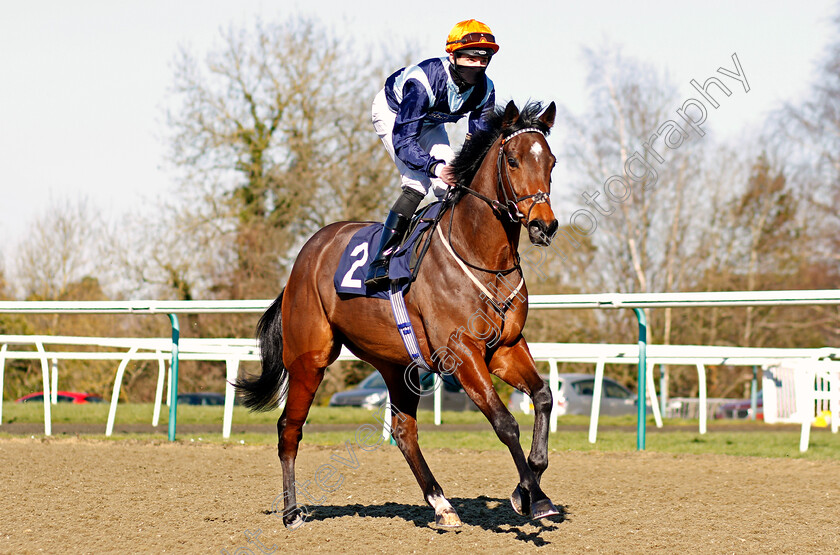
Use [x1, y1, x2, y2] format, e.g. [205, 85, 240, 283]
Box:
[459, 127, 551, 225]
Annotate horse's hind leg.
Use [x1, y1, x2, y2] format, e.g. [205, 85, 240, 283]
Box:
[273, 274, 342, 528]
[379, 362, 462, 527]
[276, 356, 327, 528]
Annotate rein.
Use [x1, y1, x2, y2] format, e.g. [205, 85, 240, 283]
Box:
[406, 126, 550, 329]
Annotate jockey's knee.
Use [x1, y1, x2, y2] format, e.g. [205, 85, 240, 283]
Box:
[399, 176, 430, 199]
[392, 187, 425, 217]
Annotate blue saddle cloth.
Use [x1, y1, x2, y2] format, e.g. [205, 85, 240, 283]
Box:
[334, 203, 443, 299]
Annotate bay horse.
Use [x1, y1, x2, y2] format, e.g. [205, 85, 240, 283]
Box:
[236, 100, 561, 528]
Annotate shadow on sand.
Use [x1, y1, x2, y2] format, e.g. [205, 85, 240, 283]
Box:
[269, 495, 567, 546]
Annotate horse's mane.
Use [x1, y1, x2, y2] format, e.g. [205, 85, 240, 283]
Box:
[449, 101, 552, 192]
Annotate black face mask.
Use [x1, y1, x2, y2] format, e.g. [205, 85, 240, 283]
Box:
[449, 63, 486, 90]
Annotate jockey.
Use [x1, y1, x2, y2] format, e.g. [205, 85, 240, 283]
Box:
[365, 19, 499, 287]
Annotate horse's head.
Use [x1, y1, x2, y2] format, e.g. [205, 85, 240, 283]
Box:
[498, 101, 559, 246]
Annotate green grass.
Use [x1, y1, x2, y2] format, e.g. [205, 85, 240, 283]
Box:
[2, 402, 839, 460]
[0, 403, 501, 427]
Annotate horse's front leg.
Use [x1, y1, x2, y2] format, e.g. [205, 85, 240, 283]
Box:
[455, 338, 559, 520]
[489, 337, 553, 517]
[379, 363, 462, 527]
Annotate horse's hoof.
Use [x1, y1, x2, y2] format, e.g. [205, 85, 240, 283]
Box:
[283, 507, 308, 530]
[510, 485, 530, 517]
[435, 507, 463, 528]
[284, 514, 306, 530]
[530, 498, 560, 520]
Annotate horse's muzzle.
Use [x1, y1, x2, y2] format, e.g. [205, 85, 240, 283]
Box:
[527, 219, 558, 246]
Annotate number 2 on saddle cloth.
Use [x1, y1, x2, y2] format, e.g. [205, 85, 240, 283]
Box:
[334, 203, 444, 300]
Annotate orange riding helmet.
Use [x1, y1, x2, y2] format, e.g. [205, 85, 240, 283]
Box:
[445, 19, 499, 56]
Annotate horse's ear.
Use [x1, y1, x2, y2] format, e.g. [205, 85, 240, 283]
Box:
[539, 101, 556, 129]
[501, 101, 519, 129]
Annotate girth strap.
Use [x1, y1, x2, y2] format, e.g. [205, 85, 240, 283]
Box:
[389, 282, 433, 372]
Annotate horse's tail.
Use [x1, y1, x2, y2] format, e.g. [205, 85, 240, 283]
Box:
[235, 289, 288, 412]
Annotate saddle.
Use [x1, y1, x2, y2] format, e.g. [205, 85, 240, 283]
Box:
[334, 203, 444, 299]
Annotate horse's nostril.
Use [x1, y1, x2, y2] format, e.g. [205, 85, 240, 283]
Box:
[547, 219, 558, 238]
[528, 220, 546, 233]
[528, 220, 552, 244]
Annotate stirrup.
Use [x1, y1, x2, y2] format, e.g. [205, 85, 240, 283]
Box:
[364, 259, 391, 287]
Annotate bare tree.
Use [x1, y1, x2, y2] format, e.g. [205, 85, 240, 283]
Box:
[164, 15, 396, 300]
[4, 198, 148, 400]
[14, 197, 103, 301]
[555, 45, 711, 371]
[103, 202, 225, 301]
[559, 47, 710, 295]
[769, 9, 840, 349]
[781, 10, 840, 265]
[551, 44, 831, 396]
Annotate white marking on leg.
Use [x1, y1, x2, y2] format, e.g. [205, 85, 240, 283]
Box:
[427, 493, 454, 514]
[428, 491, 462, 526]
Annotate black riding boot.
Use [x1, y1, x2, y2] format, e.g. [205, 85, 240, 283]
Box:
[364, 210, 411, 287]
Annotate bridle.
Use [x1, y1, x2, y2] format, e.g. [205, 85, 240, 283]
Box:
[458, 127, 551, 226]
[405, 126, 552, 327]
[442, 127, 552, 276]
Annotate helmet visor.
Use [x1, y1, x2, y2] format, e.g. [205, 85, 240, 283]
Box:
[446, 32, 496, 48]
[454, 47, 494, 58]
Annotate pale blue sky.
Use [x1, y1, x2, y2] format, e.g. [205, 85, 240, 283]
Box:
[0, 0, 836, 265]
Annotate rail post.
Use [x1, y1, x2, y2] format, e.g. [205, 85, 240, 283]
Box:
[168, 314, 180, 441]
[634, 308, 647, 451]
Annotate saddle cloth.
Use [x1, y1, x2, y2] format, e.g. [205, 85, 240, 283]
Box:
[334, 203, 443, 299]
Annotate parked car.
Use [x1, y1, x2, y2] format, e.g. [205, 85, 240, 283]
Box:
[328, 371, 478, 411]
[508, 373, 637, 416]
[15, 391, 104, 404]
[177, 392, 233, 406]
[714, 391, 764, 420]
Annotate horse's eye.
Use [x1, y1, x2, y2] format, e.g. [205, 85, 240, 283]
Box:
[507, 156, 518, 168]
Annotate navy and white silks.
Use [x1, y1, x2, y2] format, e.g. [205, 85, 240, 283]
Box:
[372, 56, 495, 198]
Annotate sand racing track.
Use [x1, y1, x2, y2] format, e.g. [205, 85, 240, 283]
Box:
[1, 438, 839, 553]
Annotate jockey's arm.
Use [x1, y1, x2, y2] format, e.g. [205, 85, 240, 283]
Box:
[392, 80, 446, 178]
[467, 86, 496, 141]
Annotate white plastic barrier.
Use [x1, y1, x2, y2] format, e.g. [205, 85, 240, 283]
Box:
[762, 364, 799, 423]
[521, 343, 840, 442]
[791, 361, 839, 451]
[746, 360, 839, 451]
[3, 335, 839, 447]
[0, 335, 259, 437]
[3, 291, 840, 447]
